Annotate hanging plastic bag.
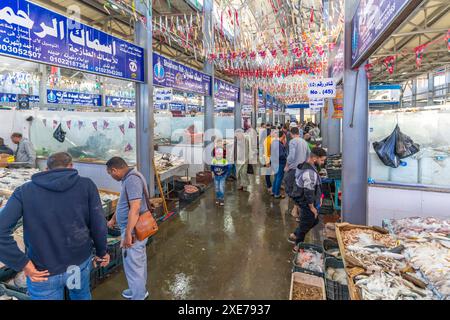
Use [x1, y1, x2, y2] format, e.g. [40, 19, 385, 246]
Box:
[53, 123, 66, 143]
[395, 125, 420, 159]
[373, 126, 400, 168]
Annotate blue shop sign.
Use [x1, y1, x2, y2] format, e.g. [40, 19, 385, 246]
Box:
[47, 89, 101, 106]
[169, 102, 186, 112]
[351, 0, 413, 67]
[105, 96, 135, 108]
[214, 79, 239, 102]
[153, 52, 211, 96]
[0, 0, 144, 81]
[0, 92, 39, 103]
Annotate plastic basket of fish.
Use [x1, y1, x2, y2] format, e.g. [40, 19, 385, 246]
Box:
[319, 198, 334, 215]
[0, 283, 29, 300]
[324, 257, 349, 300]
[322, 239, 342, 259]
[292, 243, 324, 278]
[107, 236, 122, 263]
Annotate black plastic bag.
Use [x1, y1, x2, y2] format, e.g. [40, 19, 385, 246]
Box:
[373, 126, 400, 168]
[396, 126, 420, 159]
[247, 164, 254, 174]
[53, 123, 66, 143]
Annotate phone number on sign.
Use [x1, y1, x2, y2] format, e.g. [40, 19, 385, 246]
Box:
[0, 44, 42, 59]
[49, 56, 88, 70]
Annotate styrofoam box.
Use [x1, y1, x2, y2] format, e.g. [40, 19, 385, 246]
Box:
[420, 156, 450, 187]
[390, 158, 418, 184]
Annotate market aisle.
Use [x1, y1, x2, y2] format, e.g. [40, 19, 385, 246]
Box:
[93, 175, 301, 300]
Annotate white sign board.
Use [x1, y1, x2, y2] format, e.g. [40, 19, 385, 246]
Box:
[309, 99, 324, 109]
[155, 88, 173, 103]
[307, 78, 336, 99]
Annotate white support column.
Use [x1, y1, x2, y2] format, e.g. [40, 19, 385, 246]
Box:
[341, 0, 369, 224]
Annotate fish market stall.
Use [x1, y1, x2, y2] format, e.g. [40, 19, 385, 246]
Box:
[382, 217, 450, 298]
[335, 222, 442, 300]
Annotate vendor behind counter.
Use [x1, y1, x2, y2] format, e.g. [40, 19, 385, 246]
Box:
[10, 133, 36, 168]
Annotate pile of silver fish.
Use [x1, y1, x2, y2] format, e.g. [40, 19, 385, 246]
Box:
[388, 217, 450, 238]
[154, 152, 185, 173]
[354, 271, 434, 300]
[0, 168, 39, 192]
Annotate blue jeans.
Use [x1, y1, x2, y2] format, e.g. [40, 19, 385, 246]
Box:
[214, 176, 226, 200]
[272, 165, 285, 197]
[27, 257, 92, 300]
[122, 233, 148, 300]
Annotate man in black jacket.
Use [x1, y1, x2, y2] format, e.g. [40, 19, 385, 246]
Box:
[0, 152, 109, 300]
[290, 147, 327, 252]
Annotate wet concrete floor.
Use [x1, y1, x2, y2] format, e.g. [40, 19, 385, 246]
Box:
[93, 175, 322, 300]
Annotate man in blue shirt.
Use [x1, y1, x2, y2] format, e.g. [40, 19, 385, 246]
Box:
[0, 152, 108, 300]
[106, 157, 149, 300]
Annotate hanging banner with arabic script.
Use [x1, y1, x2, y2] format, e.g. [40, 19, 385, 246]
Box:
[47, 89, 101, 106]
[214, 79, 239, 102]
[153, 52, 211, 96]
[0, 0, 144, 82]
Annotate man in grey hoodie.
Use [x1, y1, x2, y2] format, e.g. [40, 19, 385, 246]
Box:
[290, 147, 327, 251]
[10, 133, 36, 168]
[284, 127, 310, 219]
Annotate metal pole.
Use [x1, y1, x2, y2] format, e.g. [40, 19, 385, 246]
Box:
[135, 0, 155, 196]
[203, 0, 214, 149]
[342, 0, 369, 225]
[234, 77, 242, 130]
[252, 87, 257, 128]
[428, 71, 434, 105]
[39, 64, 47, 106]
[300, 108, 305, 122]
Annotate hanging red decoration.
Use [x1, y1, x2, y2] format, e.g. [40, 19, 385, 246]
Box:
[364, 63, 373, 80]
[383, 56, 396, 74]
[414, 44, 426, 68]
[270, 49, 277, 58]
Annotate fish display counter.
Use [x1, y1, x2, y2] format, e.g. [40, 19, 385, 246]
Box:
[335, 222, 443, 300]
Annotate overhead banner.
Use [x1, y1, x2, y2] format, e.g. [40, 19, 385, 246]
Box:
[153, 53, 211, 96]
[307, 78, 336, 99]
[47, 89, 102, 106]
[242, 89, 253, 105]
[351, 0, 413, 67]
[0, 0, 144, 82]
[105, 96, 135, 108]
[214, 79, 239, 102]
[258, 91, 265, 113]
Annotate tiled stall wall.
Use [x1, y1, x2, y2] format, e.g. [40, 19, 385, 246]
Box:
[368, 185, 450, 226]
